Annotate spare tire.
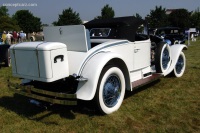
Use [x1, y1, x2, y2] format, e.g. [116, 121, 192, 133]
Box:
[155, 42, 171, 73]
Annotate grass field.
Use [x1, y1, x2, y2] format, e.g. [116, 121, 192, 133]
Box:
[0, 40, 200, 133]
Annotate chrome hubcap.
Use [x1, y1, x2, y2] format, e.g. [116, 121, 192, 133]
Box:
[103, 74, 121, 107]
[175, 55, 184, 74]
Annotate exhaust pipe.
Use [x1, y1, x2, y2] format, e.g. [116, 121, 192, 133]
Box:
[29, 99, 49, 109]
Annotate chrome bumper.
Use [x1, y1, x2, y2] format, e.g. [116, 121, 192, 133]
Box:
[7, 80, 77, 105]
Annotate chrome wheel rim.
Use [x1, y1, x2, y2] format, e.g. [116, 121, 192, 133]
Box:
[162, 47, 170, 70]
[103, 74, 121, 107]
[175, 55, 184, 74]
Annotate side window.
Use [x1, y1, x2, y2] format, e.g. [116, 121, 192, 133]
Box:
[174, 30, 179, 34]
[135, 24, 149, 41]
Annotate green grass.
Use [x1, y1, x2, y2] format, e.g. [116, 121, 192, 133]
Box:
[0, 39, 200, 133]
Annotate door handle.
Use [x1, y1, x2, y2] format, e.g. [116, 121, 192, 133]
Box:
[134, 49, 140, 53]
[54, 55, 64, 63]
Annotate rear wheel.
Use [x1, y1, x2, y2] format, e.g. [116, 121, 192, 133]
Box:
[95, 66, 125, 114]
[172, 52, 186, 77]
[155, 42, 171, 73]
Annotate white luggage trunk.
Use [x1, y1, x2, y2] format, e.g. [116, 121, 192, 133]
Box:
[10, 42, 69, 82]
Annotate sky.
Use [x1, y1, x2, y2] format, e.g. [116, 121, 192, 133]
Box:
[0, 0, 199, 25]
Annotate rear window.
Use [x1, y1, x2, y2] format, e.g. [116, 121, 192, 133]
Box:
[90, 28, 111, 37]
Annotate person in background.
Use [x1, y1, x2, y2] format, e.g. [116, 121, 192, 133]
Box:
[13, 31, 18, 44]
[24, 32, 26, 41]
[19, 31, 25, 42]
[6, 32, 13, 45]
[17, 32, 20, 42]
[191, 33, 196, 42]
[2, 31, 7, 44]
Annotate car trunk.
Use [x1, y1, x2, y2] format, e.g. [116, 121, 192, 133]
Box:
[10, 42, 69, 82]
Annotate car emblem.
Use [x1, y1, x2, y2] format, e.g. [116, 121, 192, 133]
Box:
[59, 27, 62, 35]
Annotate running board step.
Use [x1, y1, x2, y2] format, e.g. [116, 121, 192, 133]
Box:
[132, 73, 163, 89]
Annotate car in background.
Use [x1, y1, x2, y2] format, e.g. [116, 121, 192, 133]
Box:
[0, 44, 10, 67]
[0, 32, 11, 67]
[153, 27, 186, 45]
[185, 28, 199, 39]
[30, 32, 44, 41]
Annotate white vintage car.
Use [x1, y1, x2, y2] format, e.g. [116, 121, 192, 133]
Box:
[8, 16, 187, 114]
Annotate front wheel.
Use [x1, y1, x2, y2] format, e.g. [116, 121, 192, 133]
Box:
[155, 42, 171, 73]
[172, 52, 186, 77]
[95, 66, 125, 114]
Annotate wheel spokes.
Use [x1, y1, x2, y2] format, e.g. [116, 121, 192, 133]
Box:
[103, 75, 121, 107]
[175, 55, 184, 74]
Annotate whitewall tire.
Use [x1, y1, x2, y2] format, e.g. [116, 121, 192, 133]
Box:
[96, 66, 125, 114]
[173, 52, 186, 77]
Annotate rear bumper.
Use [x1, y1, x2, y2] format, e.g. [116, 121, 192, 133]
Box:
[7, 80, 77, 105]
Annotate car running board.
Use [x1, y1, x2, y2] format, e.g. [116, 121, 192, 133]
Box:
[132, 73, 163, 89]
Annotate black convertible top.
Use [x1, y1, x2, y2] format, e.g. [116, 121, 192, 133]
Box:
[84, 16, 145, 28]
[84, 16, 148, 42]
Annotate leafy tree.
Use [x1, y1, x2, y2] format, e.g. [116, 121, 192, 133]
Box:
[146, 6, 169, 28]
[168, 9, 191, 29]
[13, 10, 42, 33]
[133, 13, 142, 19]
[0, 16, 20, 32]
[190, 7, 200, 29]
[0, 6, 9, 17]
[53, 7, 82, 26]
[0, 6, 20, 32]
[95, 4, 115, 19]
[32, 17, 41, 32]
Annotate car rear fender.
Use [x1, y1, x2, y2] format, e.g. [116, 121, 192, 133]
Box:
[164, 44, 187, 76]
[76, 51, 131, 100]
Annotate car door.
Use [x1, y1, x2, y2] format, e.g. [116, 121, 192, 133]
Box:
[133, 40, 151, 70]
[132, 23, 151, 71]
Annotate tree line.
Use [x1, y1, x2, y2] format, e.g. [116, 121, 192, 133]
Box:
[0, 4, 200, 33]
[0, 6, 41, 33]
[146, 6, 200, 29]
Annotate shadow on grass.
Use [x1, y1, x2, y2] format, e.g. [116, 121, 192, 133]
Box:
[0, 79, 161, 122]
[0, 63, 6, 68]
[0, 93, 99, 121]
[0, 64, 3, 69]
